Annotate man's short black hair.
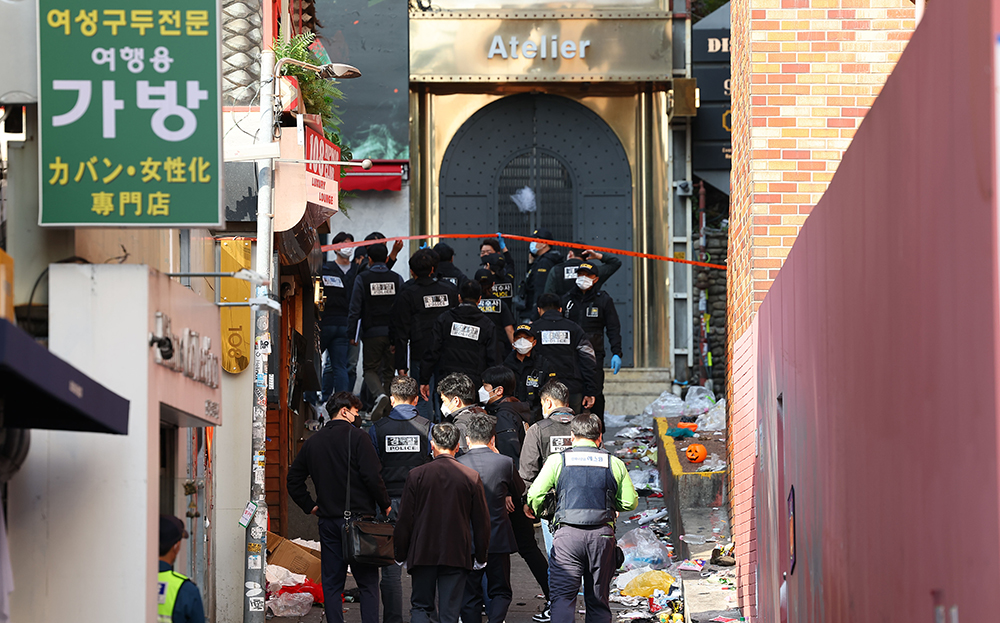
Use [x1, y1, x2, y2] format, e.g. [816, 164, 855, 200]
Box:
[409, 249, 436, 277]
[537, 292, 561, 311]
[438, 372, 477, 405]
[391, 375, 419, 402]
[481, 239, 501, 253]
[460, 279, 482, 303]
[365, 231, 385, 241]
[570, 413, 602, 440]
[539, 380, 569, 406]
[465, 414, 497, 445]
[482, 365, 515, 398]
[327, 391, 363, 417]
[367, 243, 389, 263]
[332, 231, 354, 245]
[433, 242, 455, 262]
[431, 422, 460, 450]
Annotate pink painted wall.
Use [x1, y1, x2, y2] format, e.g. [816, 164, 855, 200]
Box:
[730, 320, 758, 619]
[752, 0, 1000, 620]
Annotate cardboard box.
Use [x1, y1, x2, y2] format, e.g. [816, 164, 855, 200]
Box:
[267, 531, 322, 584]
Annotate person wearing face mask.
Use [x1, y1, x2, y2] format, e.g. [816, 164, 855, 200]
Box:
[287, 392, 392, 623]
[480, 235, 516, 295]
[560, 263, 623, 429]
[521, 229, 564, 321]
[531, 293, 598, 416]
[544, 246, 622, 297]
[436, 373, 489, 453]
[503, 324, 557, 422]
[320, 231, 362, 402]
[474, 268, 515, 352]
[391, 249, 459, 421]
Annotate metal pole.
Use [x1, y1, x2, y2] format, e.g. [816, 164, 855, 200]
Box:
[243, 48, 275, 623]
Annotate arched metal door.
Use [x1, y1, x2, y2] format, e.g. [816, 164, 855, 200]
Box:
[440, 93, 634, 366]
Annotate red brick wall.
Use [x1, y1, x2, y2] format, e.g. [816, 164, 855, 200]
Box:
[729, 319, 758, 619]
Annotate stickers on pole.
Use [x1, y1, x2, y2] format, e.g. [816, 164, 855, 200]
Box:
[239, 500, 258, 528]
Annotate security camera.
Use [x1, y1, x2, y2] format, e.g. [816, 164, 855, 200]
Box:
[149, 335, 174, 360]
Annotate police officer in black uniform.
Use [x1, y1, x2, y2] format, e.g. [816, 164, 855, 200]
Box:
[480, 235, 516, 287]
[474, 268, 515, 351]
[369, 376, 432, 623]
[420, 280, 502, 404]
[432, 242, 467, 287]
[392, 249, 459, 420]
[544, 247, 623, 297]
[348, 243, 404, 421]
[531, 293, 598, 415]
[521, 229, 564, 321]
[560, 262, 623, 428]
[503, 324, 557, 422]
[320, 231, 361, 402]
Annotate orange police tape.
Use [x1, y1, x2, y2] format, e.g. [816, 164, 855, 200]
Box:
[320, 232, 727, 271]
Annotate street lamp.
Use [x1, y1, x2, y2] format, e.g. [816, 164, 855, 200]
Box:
[242, 51, 362, 623]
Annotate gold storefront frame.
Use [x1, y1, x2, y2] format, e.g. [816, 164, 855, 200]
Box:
[410, 83, 674, 369]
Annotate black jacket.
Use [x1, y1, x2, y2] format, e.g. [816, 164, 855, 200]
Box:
[561, 287, 623, 357]
[530, 310, 598, 396]
[451, 404, 490, 453]
[544, 254, 622, 297]
[457, 447, 525, 554]
[421, 303, 502, 387]
[503, 349, 557, 418]
[435, 261, 467, 288]
[478, 295, 515, 338]
[320, 260, 360, 326]
[482, 250, 516, 299]
[287, 420, 391, 519]
[485, 397, 531, 464]
[522, 249, 564, 320]
[348, 263, 404, 339]
[392, 276, 459, 370]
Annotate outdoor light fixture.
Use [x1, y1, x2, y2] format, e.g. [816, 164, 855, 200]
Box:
[273, 58, 361, 83]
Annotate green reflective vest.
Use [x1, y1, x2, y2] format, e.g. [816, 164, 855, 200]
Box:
[157, 569, 189, 623]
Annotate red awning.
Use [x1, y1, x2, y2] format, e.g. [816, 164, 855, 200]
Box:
[340, 160, 407, 192]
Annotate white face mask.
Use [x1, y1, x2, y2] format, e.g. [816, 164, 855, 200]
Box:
[576, 276, 595, 290]
[513, 338, 533, 354]
[335, 248, 352, 259]
[478, 386, 491, 403]
[441, 398, 455, 416]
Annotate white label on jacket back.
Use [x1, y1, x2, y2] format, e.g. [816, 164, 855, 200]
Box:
[451, 322, 481, 340]
[479, 299, 501, 313]
[493, 283, 512, 298]
[423, 294, 450, 308]
[385, 435, 421, 453]
[371, 282, 396, 296]
[564, 452, 610, 467]
[542, 330, 571, 345]
[564, 266, 578, 280]
[549, 436, 572, 453]
[323, 275, 344, 288]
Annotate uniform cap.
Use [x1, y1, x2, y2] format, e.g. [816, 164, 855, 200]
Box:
[513, 323, 536, 338]
[532, 229, 555, 242]
[577, 262, 598, 275]
[160, 515, 188, 551]
[473, 268, 495, 283]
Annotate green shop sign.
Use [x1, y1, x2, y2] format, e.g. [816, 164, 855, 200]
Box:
[38, 0, 223, 226]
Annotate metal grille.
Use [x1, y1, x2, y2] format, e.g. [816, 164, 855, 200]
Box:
[497, 150, 574, 284]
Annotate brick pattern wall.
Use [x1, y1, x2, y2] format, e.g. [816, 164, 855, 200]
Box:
[726, 2, 915, 620]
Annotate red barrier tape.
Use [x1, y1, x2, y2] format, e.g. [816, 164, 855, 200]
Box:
[320, 233, 727, 271]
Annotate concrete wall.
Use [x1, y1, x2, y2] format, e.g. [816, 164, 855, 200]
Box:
[750, 0, 1000, 619]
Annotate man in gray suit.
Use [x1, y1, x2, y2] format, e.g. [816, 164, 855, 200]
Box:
[457, 414, 526, 623]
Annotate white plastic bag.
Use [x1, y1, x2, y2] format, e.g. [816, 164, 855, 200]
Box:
[618, 526, 673, 569]
[615, 565, 654, 590]
[604, 414, 630, 428]
[267, 592, 314, 617]
[683, 386, 716, 417]
[641, 391, 685, 422]
[697, 453, 726, 472]
[266, 564, 306, 588]
[695, 398, 726, 432]
[628, 468, 661, 493]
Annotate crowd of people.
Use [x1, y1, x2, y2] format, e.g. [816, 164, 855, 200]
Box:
[288, 230, 637, 623]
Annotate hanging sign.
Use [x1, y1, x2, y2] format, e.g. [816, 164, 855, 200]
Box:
[37, 0, 223, 226]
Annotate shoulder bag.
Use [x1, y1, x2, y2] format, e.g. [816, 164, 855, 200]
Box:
[342, 434, 396, 566]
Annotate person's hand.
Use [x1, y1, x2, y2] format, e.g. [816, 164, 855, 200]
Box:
[350, 339, 358, 346]
[523, 503, 535, 519]
[583, 395, 596, 409]
[586, 250, 603, 261]
[397, 369, 409, 377]
[390, 239, 404, 258]
[610, 354, 622, 375]
[505, 496, 515, 513]
[385, 506, 392, 516]
[310, 506, 319, 515]
[496, 232, 506, 251]
[420, 385, 431, 401]
[473, 560, 488, 571]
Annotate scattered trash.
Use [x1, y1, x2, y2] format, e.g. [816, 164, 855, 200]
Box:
[267, 592, 314, 617]
[265, 564, 306, 589]
[695, 398, 726, 432]
[622, 570, 677, 597]
[626, 508, 670, 526]
[684, 443, 707, 463]
[711, 544, 736, 566]
[615, 566, 654, 591]
[511, 186, 537, 212]
[709, 618, 739, 623]
[675, 559, 707, 572]
[643, 391, 685, 420]
[679, 534, 717, 545]
[616, 427, 647, 439]
[682, 386, 716, 417]
[677, 422, 697, 432]
[605, 414, 631, 428]
[664, 427, 694, 439]
[697, 453, 726, 472]
[628, 468, 661, 493]
[619, 527, 673, 569]
[618, 610, 653, 620]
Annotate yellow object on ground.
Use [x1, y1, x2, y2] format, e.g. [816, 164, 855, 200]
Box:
[622, 570, 676, 597]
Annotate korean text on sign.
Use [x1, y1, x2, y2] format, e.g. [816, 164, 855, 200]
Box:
[38, 0, 222, 226]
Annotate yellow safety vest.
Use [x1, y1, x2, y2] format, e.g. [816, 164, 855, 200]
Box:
[157, 569, 189, 623]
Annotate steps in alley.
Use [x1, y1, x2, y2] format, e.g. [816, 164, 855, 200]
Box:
[603, 367, 674, 416]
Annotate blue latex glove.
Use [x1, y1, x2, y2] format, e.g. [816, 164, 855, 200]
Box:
[610, 354, 622, 375]
[496, 231, 506, 250]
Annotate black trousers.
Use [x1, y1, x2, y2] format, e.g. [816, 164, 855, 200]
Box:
[549, 525, 615, 623]
[509, 503, 550, 600]
[410, 565, 468, 623]
[590, 365, 606, 427]
[318, 517, 380, 623]
[460, 553, 512, 623]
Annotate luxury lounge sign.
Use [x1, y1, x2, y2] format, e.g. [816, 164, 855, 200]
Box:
[410, 17, 672, 82]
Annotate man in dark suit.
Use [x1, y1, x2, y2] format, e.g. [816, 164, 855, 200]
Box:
[394, 423, 491, 623]
[457, 414, 525, 623]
